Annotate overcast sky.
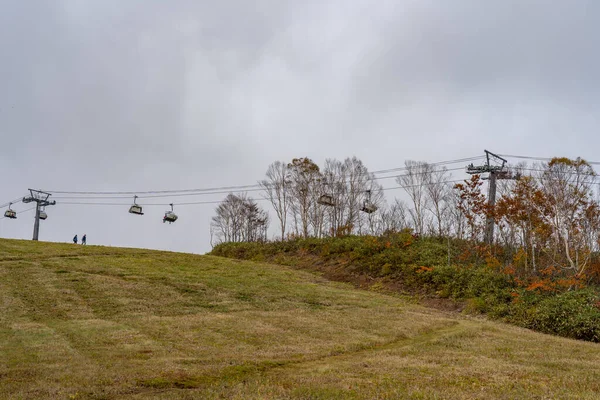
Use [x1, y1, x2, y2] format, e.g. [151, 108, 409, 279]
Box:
[1, 0, 599, 253]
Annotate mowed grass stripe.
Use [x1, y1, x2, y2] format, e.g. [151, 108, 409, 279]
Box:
[1, 239, 600, 399]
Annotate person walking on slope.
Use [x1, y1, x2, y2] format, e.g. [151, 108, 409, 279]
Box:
[82, 234, 87, 245]
[73, 234, 78, 244]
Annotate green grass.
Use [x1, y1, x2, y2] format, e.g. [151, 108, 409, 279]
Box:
[2, 239, 600, 399]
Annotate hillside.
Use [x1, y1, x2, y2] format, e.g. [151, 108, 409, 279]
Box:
[1, 240, 600, 399]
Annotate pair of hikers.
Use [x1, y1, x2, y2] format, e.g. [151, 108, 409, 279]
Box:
[73, 234, 87, 245]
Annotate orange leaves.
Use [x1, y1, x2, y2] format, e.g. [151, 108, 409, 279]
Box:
[554, 277, 585, 290]
[401, 234, 414, 248]
[485, 254, 502, 270]
[502, 265, 516, 276]
[458, 248, 472, 262]
[513, 248, 527, 265]
[525, 279, 553, 292]
[540, 266, 557, 276]
[510, 291, 521, 304]
[522, 274, 586, 293]
[454, 174, 488, 241]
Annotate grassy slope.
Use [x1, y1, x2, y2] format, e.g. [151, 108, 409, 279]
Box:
[1, 240, 600, 399]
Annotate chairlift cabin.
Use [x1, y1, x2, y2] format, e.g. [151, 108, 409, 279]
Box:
[39, 209, 48, 220]
[4, 203, 16, 219]
[361, 203, 378, 214]
[360, 190, 378, 214]
[317, 194, 335, 207]
[317, 180, 335, 207]
[163, 204, 178, 224]
[129, 195, 144, 215]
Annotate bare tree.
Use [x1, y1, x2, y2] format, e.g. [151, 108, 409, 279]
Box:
[343, 157, 371, 231]
[398, 161, 432, 235]
[425, 166, 451, 236]
[211, 193, 270, 244]
[319, 157, 384, 236]
[321, 159, 346, 236]
[375, 199, 409, 235]
[260, 161, 290, 240]
[308, 180, 327, 237]
[448, 188, 467, 239]
[211, 193, 245, 243]
[537, 157, 597, 276]
[360, 179, 386, 235]
[242, 199, 270, 242]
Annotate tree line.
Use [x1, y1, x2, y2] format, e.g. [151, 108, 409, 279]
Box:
[211, 155, 600, 281]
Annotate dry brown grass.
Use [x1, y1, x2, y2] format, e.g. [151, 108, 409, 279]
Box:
[1, 239, 600, 399]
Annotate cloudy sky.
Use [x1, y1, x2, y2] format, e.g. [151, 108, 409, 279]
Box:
[1, 0, 599, 253]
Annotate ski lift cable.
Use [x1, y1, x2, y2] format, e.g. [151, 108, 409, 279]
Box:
[49, 165, 473, 201]
[370, 156, 484, 175]
[499, 154, 600, 166]
[58, 199, 248, 207]
[370, 166, 467, 181]
[50, 170, 600, 210]
[36, 154, 600, 200]
[12, 162, 599, 212]
[0, 198, 23, 209]
[56, 178, 473, 208]
[44, 183, 263, 196]
[41, 155, 485, 196]
[52, 187, 266, 200]
[12, 160, 600, 214]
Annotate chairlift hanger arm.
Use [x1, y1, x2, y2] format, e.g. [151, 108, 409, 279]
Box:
[484, 150, 508, 166]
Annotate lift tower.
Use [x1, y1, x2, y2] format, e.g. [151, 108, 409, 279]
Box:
[22, 189, 56, 241]
[466, 151, 511, 245]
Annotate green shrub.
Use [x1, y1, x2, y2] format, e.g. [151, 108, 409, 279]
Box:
[414, 240, 448, 266]
[464, 297, 487, 314]
[508, 289, 600, 342]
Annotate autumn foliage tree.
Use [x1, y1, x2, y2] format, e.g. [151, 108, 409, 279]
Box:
[495, 176, 550, 274]
[492, 157, 600, 285]
[286, 157, 322, 238]
[454, 175, 487, 241]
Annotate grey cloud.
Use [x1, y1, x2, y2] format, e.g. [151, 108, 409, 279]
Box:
[1, 0, 599, 252]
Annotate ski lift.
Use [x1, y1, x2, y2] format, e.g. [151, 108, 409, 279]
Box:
[360, 190, 378, 214]
[39, 207, 48, 220]
[129, 195, 144, 215]
[4, 203, 16, 219]
[163, 203, 178, 224]
[317, 194, 335, 207]
[317, 180, 335, 207]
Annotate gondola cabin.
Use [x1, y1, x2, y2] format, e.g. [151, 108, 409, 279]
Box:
[39, 210, 48, 220]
